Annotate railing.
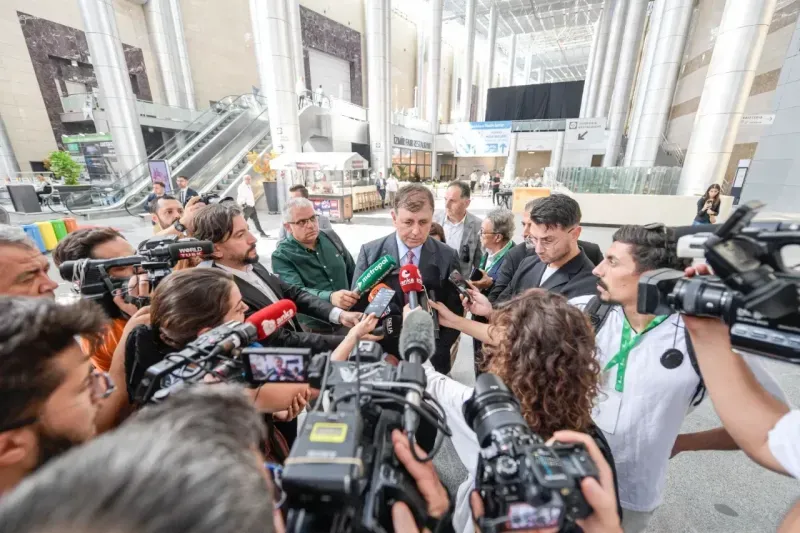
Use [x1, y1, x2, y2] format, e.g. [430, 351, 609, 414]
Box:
[438, 118, 567, 134]
[298, 89, 368, 122]
[392, 111, 432, 133]
[60, 93, 204, 124]
[555, 166, 682, 195]
[660, 133, 685, 166]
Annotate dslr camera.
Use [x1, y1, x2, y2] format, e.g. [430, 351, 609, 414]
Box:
[638, 201, 799, 363]
[465, 373, 598, 533]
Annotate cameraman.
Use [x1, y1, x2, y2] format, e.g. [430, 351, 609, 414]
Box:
[682, 264, 798, 479]
[425, 290, 618, 533]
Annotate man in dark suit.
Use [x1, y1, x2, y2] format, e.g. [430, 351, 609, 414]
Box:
[176, 175, 199, 206]
[352, 184, 464, 374]
[193, 203, 364, 354]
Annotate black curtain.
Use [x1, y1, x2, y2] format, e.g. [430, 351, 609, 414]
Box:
[484, 81, 584, 121]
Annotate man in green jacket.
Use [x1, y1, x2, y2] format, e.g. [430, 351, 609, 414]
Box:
[272, 197, 359, 332]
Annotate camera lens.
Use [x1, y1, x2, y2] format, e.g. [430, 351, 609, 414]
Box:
[671, 278, 736, 318]
[463, 373, 528, 447]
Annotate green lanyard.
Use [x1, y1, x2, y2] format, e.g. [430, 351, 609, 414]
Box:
[480, 241, 514, 271]
[603, 314, 669, 392]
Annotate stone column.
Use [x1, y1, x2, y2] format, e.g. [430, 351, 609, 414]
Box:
[585, 4, 613, 117]
[144, 0, 181, 107]
[166, 0, 195, 109]
[460, 0, 477, 122]
[551, 130, 565, 175]
[503, 132, 518, 181]
[507, 34, 517, 86]
[287, 0, 305, 88]
[427, 0, 443, 178]
[603, 0, 648, 166]
[416, 24, 426, 117]
[0, 113, 20, 178]
[580, 13, 603, 117]
[384, 3, 392, 173]
[78, 0, 147, 175]
[678, 0, 778, 194]
[595, 0, 629, 118]
[363, 0, 388, 177]
[480, 2, 498, 119]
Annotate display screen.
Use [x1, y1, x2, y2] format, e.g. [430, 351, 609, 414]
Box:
[248, 354, 306, 383]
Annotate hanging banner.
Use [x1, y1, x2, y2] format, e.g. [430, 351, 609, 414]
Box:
[454, 121, 512, 157]
[148, 160, 172, 193]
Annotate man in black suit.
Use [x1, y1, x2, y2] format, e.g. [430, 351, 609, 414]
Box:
[193, 203, 364, 353]
[352, 184, 464, 374]
[176, 175, 199, 206]
[488, 197, 603, 303]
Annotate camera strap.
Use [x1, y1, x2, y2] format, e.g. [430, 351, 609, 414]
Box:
[604, 315, 670, 393]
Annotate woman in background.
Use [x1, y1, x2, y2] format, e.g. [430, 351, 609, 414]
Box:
[429, 221, 446, 244]
[694, 183, 721, 225]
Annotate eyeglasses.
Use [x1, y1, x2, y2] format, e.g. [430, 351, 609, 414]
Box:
[479, 230, 500, 236]
[288, 215, 319, 229]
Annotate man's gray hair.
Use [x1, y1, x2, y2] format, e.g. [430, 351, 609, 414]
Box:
[282, 197, 314, 223]
[0, 224, 35, 249]
[524, 199, 537, 213]
[0, 387, 273, 533]
[485, 208, 515, 241]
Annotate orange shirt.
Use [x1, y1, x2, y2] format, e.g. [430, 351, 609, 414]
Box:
[81, 318, 128, 372]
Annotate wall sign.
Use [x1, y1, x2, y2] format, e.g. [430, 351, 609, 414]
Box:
[453, 121, 513, 157]
[393, 135, 432, 150]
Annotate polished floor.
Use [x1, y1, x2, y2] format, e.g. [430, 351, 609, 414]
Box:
[52, 193, 800, 533]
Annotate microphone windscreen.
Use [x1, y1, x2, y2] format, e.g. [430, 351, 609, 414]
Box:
[368, 283, 392, 302]
[168, 240, 214, 262]
[399, 309, 435, 363]
[399, 264, 424, 294]
[354, 255, 398, 295]
[245, 299, 298, 340]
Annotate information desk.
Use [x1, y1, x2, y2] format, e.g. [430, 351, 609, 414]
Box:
[511, 187, 551, 213]
[307, 193, 353, 223]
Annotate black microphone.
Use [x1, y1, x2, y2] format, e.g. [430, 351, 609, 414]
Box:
[371, 315, 402, 338]
[398, 310, 435, 436]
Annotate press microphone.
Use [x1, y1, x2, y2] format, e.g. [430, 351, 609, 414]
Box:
[245, 299, 298, 340]
[399, 264, 424, 309]
[371, 314, 402, 338]
[398, 309, 436, 436]
[354, 255, 398, 295]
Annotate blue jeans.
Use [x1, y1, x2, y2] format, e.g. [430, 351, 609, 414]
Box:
[692, 220, 709, 226]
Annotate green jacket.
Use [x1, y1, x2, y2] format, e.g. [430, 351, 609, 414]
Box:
[271, 230, 355, 328]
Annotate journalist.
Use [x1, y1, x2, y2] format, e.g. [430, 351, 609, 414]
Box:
[0, 225, 58, 298]
[272, 197, 359, 332]
[0, 297, 109, 495]
[425, 289, 618, 533]
[194, 203, 363, 353]
[567, 225, 787, 533]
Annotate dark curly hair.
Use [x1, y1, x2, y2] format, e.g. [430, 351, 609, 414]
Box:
[481, 289, 599, 438]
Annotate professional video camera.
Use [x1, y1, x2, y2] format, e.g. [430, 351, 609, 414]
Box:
[59, 235, 213, 318]
[280, 311, 452, 533]
[200, 192, 234, 205]
[465, 373, 598, 533]
[638, 201, 800, 363]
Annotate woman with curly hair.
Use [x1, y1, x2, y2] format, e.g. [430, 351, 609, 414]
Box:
[426, 289, 619, 533]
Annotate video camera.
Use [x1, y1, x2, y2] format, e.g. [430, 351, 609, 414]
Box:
[59, 235, 213, 318]
[281, 337, 451, 533]
[465, 373, 598, 533]
[638, 201, 800, 363]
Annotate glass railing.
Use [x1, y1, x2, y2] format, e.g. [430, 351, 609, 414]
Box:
[392, 111, 431, 133]
[60, 93, 204, 124]
[298, 89, 368, 122]
[555, 167, 682, 195]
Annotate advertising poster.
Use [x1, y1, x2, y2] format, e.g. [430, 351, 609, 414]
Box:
[454, 121, 513, 157]
[148, 160, 172, 193]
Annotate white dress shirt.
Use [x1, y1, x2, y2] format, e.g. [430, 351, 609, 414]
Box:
[769, 409, 800, 479]
[442, 214, 466, 252]
[237, 182, 255, 207]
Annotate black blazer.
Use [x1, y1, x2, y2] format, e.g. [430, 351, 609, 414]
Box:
[495, 250, 598, 304]
[178, 187, 199, 205]
[352, 234, 464, 374]
[216, 262, 346, 353]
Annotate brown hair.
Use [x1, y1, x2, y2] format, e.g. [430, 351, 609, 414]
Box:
[429, 222, 446, 244]
[151, 269, 236, 348]
[192, 204, 242, 244]
[393, 183, 434, 212]
[482, 289, 599, 438]
[53, 227, 124, 268]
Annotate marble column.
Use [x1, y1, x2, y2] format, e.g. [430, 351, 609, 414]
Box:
[480, 3, 498, 119]
[603, 0, 648, 166]
[249, 0, 301, 209]
[364, 0, 388, 177]
[507, 34, 517, 85]
[287, 0, 305, 87]
[144, 0, 181, 107]
[551, 130, 565, 175]
[679, 0, 778, 194]
[586, 4, 612, 117]
[416, 24, 426, 117]
[427, 0, 443, 178]
[166, 0, 195, 109]
[580, 14, 603, 117]
[504, 132, 518, 181]
[460, 0, 477, 122]
[78, 0, 147, 175]
[0, 113, 20, 178]
[384, 3, 392, 173]
[596, 0, 629, 118]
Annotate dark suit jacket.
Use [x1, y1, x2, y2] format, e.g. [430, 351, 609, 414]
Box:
[213, 262, 345, 353]
[495, 250, 598, 304]
[352, 234, 464, 374]
[178, 187, 199, 205]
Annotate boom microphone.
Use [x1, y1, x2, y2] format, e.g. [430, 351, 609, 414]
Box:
[245, 299, 298, 340]
[399, 264, 424, 309]
[354, 255, 398, 295]
[398, 309, 436, 436]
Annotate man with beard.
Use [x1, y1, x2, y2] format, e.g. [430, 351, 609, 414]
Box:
[194, 204, 363, 353]
[0, 225, 58, 299]
[0, 297, 109, 495]
[151, 195, 205, 237]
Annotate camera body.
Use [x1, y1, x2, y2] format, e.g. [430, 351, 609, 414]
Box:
[464, 373, 598, 532]
[638, 201, 800, 363]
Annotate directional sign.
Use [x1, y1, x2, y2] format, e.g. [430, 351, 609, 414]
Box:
[454, 121, 513, 157]
[565, 118, 606, 143]
[741, 114, 775, 126]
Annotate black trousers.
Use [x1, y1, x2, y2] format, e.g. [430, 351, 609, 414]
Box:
[492, 189, 500, 204]
[243, 205, 266, 235]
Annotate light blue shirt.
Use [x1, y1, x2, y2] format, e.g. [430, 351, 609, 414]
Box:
[396, 234, 423, 266]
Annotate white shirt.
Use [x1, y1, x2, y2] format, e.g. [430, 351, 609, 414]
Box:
[569, 295, 787, 512]
[442, 214, 466, 252]
[768, 409, 800, 479]
[237, 182, 255, 207]
[539, 265, 558, 286]
[469, 172, 478, 182]
[296, 80, 305, 95]
[386, 177, 398, 192]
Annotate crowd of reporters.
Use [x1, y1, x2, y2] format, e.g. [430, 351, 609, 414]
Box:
[0, 179, 796, 533]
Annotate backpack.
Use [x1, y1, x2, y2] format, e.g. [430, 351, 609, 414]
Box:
[584, 296, 706, 407]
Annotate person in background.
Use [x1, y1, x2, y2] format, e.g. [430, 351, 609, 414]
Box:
[278, 184, 333, 240]
[35, 175, 53, 205]
[314, 84, 324, 106]
[472, 208, 515, 293]
[375, 172, 387, 208]
[385, 173, 399, 207]
[175, 175, 198, 206]
[480, 171, 490, 195]
[143, 181, 165, 214]
[272, 197, 358, 333]
[296, 77, 306, 109]
[429, 221, 446, 244]
[0, 225, 58, 298]
[237, 174, 268, 238]
[435, 181, 482, 277]
[152, 194, 205, 237]
[693, 183, 721, 225]
[469, 169, 478, 192]
[491, 171, 501, 205]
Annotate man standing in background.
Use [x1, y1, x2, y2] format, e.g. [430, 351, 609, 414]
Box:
[469, 169, 478, 192]
[435, 181, 482, 276]
[236, 175, 268, 239]
[175, 176, 198, 206]
[385, 173, 399, 207]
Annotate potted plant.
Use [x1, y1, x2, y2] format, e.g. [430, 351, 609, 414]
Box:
[45, 151, 82, 185]
[393, 165, 408, 181]
[248, 150, 280, 213]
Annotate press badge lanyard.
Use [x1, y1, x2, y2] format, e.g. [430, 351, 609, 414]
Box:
[480, 240, 514, 271]
[603, 315, 669, 392]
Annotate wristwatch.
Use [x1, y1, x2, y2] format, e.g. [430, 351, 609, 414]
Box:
[173, 220, 187, 234]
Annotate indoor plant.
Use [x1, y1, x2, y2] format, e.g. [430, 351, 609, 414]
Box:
[45, 150, 81, 185]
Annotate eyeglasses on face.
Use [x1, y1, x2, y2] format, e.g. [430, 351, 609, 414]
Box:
[289, 215, 319, 229]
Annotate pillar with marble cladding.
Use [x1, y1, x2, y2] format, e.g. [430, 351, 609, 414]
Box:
[0, 113, 20, 178]
[363, 0, 388, 177]
[479, 2, 498, 119]
[504, 132, 518, 181]
[416, 24, 426, 116]
[585, 4, 612, 117]
[461, 0, 477, 122]
[166, 0, 195, 109]
[580, 12, 603, 117]
[384, 2, 392, 173]
[78, 0, 147, 175]
[427, 0, 443, 179]
[595, 0, 629, 118]
[287, 0, 305, 88]
[551, 130, 565, 175]
[144, 0, 181, 107]
[678, 0, 778, 194]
